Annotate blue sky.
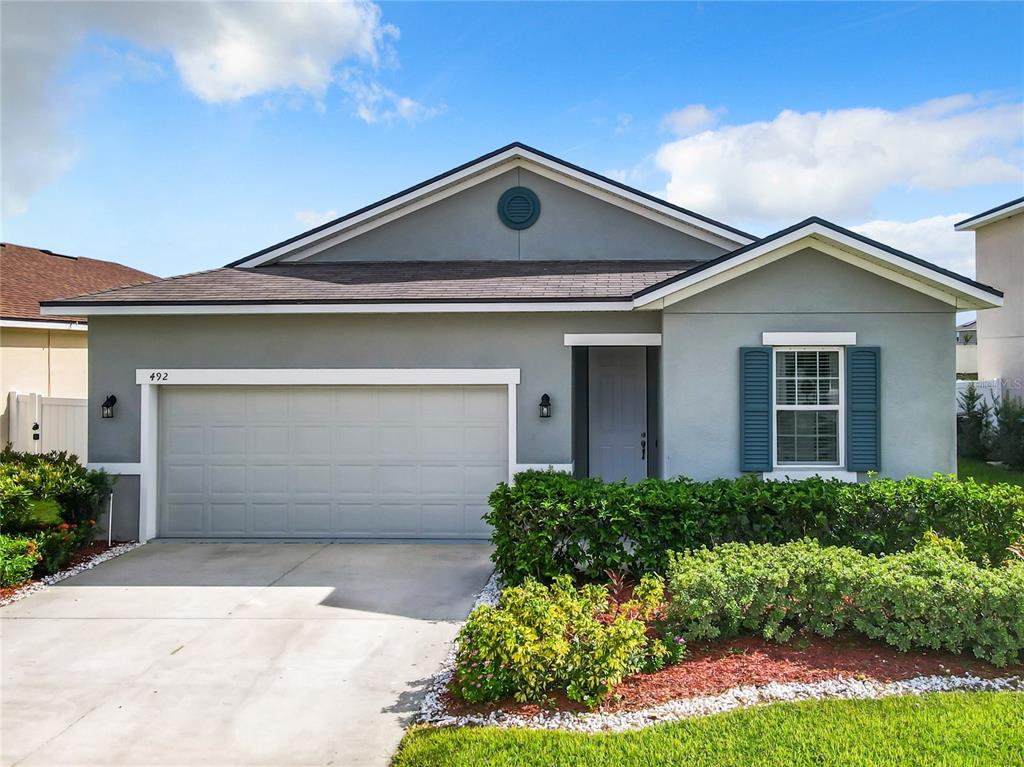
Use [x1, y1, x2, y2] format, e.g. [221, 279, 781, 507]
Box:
[2, 1, 1022, 277]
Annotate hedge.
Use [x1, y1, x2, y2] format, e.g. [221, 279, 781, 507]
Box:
[486, 471, 1024, 583]
[666, 536, 1024, 667]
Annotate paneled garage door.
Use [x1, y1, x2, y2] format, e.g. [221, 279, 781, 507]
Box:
[158, 385, 507, 538]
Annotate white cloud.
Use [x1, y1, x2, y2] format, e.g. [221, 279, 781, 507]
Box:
[613, 113, 633, 136]
[295, 209, 340, 227]
[338, 70, 445, 124]
[851, 214, 975, 277]
[661, 104, 724, 136]
[1, 1, 406, 216]
[652, 95, 1023, 223]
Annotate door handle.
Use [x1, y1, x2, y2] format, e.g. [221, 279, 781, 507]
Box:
[640, 432, 647, 461]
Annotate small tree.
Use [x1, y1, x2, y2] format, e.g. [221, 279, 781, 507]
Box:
[991, 393, 1024, 469]
[957, 382, 992, 459]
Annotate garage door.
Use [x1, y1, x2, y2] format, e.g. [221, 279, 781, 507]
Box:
[158, 385, 507, 538]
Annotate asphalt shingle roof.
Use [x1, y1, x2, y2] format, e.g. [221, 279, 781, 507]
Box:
[42, 260, 703, 306]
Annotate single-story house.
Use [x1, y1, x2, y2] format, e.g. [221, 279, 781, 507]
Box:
[955, 319, 978, 379]
[1, 242, 155, 449]
[42, 143, 1003, 542]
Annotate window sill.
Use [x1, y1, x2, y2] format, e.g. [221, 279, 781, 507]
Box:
[762, 468, 858, 482]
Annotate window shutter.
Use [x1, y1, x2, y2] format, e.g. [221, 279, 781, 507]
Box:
[739, 347, 772, 472]
[846, 346, 880, 472]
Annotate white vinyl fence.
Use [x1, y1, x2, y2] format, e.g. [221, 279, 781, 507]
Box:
[956, 378, 1003, 415]
[7, 391, 88, 459]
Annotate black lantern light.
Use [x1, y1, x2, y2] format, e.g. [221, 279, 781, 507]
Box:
[539, 393, 552, 418]
[101, 394, 117, 419]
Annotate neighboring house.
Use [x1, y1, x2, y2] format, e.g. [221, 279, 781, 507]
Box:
[42, 143, 1003, 542]
[955, 197, 1024, 400]
[0, 243, 155, 448]
[956, 319, 978, 379]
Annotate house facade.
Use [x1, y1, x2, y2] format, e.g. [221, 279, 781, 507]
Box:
[42, 144, 1003, 542]
[0, 243, 155, 449]
[955, 197, 1024, 399]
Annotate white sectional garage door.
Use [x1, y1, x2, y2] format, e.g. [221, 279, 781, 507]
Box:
[158, 385, 507, 539]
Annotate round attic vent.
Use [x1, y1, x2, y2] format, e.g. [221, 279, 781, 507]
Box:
[497, 186, 540, 230]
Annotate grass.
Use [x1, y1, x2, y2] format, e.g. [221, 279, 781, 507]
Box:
[959, 457, 1024, 487]
[391, 692, 1024, 767]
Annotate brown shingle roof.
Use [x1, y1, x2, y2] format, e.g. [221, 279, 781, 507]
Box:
[1, 243, 157, 323]
[42, 260, 703, 307]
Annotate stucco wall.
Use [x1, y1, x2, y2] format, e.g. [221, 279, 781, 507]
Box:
[660, 248, 957, 480]
[0, 327, 88, 443]
[305, 168, 729, 263]
[975, 213, 1024, 398]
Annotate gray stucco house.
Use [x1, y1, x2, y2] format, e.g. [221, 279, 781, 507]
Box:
[43, 143, 1003, 542]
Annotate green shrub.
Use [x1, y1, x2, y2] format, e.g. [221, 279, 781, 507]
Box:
[486, 471, 1024, 583]
[454, 574, 669, 708]
[0, 448, 114, 527]
[666, 537, 1024, 667]
[0, 536, 40, 586]
[0, 473, 34, 531]
[991, 394, 1024, 470]
[33, 522, 95, 575]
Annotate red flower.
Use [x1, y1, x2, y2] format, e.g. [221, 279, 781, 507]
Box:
[89, 520, 96, 526]
[58, 523, 70, 530]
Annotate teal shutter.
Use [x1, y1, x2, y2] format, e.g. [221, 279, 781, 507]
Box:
[846, 346, 880, 472]
[739, 347, 772, 472]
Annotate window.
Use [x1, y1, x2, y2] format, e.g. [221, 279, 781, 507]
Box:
[773, 348, 842, 466]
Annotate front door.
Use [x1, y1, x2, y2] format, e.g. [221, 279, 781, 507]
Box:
[588, 347, 647, 483]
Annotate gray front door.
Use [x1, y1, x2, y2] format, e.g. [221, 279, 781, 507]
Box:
[588, 347, 647, 482]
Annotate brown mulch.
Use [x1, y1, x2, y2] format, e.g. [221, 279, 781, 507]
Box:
[444, 633, 1024, 717]
[0, 541, 118, 602]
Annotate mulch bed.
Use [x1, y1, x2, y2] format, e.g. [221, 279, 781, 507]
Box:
[443, 633, 1024, 717]
[0, 541, 118, 602]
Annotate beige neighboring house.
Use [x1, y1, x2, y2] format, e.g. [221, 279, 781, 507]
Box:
[955, 319, 978, 379]
[0, 242, 155, 447]
[956, 197, 1024, 401]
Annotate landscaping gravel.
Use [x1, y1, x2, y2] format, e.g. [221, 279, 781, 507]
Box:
[0, 541, 141, 608]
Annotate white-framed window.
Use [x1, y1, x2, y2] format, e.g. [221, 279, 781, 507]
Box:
[772, 347, 843, 468]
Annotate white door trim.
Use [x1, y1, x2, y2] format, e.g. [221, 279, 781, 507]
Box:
[563, 333, 662, 347]
[135, 368, 521, 542]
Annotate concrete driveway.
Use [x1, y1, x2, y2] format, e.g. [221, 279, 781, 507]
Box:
[1, 543, 492, 767]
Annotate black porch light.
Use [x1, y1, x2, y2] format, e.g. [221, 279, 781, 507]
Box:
[101, 394, 117, 419]
[539, 393, 552, 418]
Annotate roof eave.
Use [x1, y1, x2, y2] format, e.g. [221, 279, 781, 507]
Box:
[954, 197, 1024, 231]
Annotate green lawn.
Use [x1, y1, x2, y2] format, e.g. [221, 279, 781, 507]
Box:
[392, 692, 1024, 767]
[959, 457, 1024, 487]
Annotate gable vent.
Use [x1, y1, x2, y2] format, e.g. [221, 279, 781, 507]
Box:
[497, 186, 541, 230]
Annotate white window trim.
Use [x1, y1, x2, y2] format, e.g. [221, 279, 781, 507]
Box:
[763, 469, 857, 482]
[133, 368, 522, 543]
[762, 332, 855, 347]
[563, 333, 661, 347]
[771, 346, 845, 473]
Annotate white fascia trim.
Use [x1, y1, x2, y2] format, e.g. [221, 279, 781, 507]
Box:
[563, 333, 662, 347]
[763, 469, 858, 483]
[237, 149, 752, 266]
[763, 332, 856, 346]
[1, 318, 87, 331]
[87, 462, 142, 475]
[633, 223, 1004, 311]
[42, 301, 635, 317]
[135, 368, 521, 386]
[955, 199, 1024, 231]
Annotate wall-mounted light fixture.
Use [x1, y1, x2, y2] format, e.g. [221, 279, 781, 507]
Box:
[539, 393, 552, 418]
[101, 394, 117, 419]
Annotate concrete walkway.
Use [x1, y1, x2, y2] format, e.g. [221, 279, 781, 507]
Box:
[1, 543, 493, 766]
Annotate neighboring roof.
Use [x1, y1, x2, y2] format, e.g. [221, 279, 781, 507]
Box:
[40, 260, 700, 308]
[954, 196, 1024, 231]
[957, 319, 977, 331]
[1, 242, 157, 324]
[228, 142, 756, 268]
[633, 218, 1003, 311]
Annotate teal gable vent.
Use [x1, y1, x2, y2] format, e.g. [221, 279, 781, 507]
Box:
[497, 187, 541, 229]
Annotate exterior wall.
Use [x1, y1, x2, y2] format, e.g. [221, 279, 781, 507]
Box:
[956, 343, 978, 377]
[660, 248, 957, 481]
[305, 168, 729, 263]
[975, 214, 1024, 398]
[87, 311, 661, 530]
[0, 327, 88, 443]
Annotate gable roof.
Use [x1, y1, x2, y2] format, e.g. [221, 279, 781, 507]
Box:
[39, 260, 699, 312]
[633, 218, 1003, 311]
[227, 142, 756, 268]
[954, 196, 1024, 231]
[1, 242, 156, 324]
